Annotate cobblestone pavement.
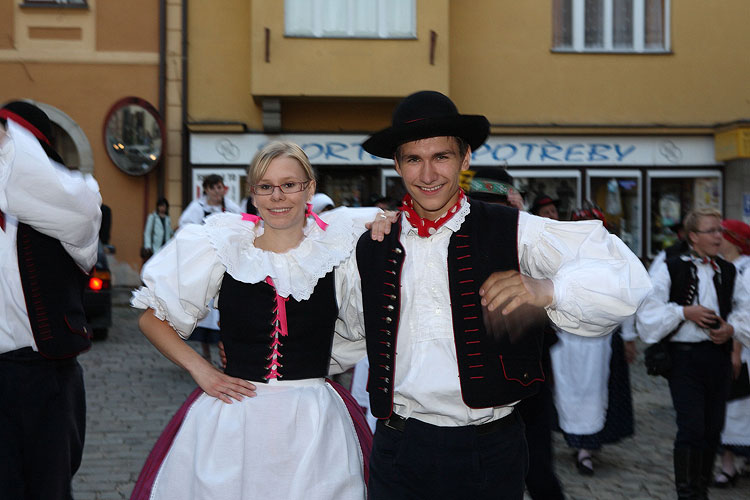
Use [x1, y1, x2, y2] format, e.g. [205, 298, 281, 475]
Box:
[72, 288, 750, 499]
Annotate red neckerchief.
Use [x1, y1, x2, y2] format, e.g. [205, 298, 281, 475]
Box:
[400, 190, 465, 237]
[689, 251, 720, 273]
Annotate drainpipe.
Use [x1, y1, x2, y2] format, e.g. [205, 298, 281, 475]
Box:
[181, 0, 190, 209]
[157, 0, 166, 197]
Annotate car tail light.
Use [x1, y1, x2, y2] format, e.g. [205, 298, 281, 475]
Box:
[88, 269, 111, 291]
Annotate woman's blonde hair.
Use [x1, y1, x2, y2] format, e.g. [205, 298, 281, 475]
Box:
[246, 141, 315, 195]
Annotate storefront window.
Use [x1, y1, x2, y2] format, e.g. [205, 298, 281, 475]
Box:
[588, 170, 642, 256]
[647, 171, 722, 257]
[510, 170, 581, 221]
[316, 167, 381, 208]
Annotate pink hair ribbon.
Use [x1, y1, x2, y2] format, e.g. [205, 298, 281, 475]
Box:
[306, 203, 329, 230]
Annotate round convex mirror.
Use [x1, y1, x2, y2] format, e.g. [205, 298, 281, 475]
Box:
[103, 97, 164, 176]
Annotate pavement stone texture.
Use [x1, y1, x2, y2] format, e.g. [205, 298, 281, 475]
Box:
[71, 288, 750, 499]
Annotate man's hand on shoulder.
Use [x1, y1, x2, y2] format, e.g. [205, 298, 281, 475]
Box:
[366, 210, 399, 242]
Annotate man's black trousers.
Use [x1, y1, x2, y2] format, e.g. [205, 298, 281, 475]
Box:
[0, 348, 86, 500]
[368, 410, 528, 500]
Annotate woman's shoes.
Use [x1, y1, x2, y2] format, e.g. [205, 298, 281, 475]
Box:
[575, 451, 594, 476]
[713, 469, 738, 488]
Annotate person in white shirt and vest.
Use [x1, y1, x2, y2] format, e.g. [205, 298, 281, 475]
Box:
[349, 90, 652, 500]
[636, 208, 750, 499]
[0, 101, 102, 499]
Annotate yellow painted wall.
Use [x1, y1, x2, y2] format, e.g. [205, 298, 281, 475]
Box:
[0, 1, 14, 49]
[450, 0, 750, 127]
[97, 0, 159, 52]
[249, 0, 449, 98]
[188, 0, 259, 128]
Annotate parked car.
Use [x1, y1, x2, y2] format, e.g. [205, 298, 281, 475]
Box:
[83, 241, 113, 340]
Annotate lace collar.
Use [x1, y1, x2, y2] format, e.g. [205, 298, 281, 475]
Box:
[203, 208, 364, 300]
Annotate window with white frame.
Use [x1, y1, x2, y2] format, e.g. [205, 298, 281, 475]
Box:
[22, 0, 87, 6]
[285, 0, 416, 39]
[553, 0, 669, 53]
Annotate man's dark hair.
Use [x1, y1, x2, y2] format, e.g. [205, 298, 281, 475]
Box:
[394, 136, 469, 164]
[202, 174, 224, 191]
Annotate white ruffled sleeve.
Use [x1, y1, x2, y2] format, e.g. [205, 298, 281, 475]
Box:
[0, 119, 101, 271]
[518, 211, 652, 337]
[131, 224, 226, 339]
[329, 253, 368, 375]
[324, 208, 379, 375]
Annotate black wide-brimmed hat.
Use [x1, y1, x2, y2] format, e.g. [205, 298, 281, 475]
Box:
[0, 100, 64, 164]
[530, 193, 560, 215]
[362, 90, 490, 159]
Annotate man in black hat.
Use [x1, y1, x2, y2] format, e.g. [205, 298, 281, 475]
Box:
[0, 101, 102, 498]
[352, 90, 651, 499]
[530, 193, 560, 220]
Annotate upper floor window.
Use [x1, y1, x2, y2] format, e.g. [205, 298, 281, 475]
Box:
[285, 0, 416, 39]
[553, 0, 669, 53]
[22, 0, 88, 7]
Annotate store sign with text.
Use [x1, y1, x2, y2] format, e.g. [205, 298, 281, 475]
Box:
[192, 133, 718, 167]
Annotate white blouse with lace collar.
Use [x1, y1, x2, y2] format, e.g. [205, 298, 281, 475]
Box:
[132, 206, 378, 339]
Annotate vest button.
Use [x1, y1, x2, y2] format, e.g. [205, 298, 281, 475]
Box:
[394, 248, 403, 254]
[523, 373, 529, 380]
[389, 294, 397, 300]
[384, 317, 392, 324]
[386, 305, 394, 311]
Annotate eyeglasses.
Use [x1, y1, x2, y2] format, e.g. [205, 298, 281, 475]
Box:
[251, 180, 310, 196]
[693, 228, 723, 235]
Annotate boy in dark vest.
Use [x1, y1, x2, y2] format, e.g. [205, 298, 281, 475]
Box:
[352, 90, 652, 500]
[0, 101, 102, 499]
[637, 208, 750, 499]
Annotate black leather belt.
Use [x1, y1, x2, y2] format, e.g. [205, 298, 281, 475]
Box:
[382, 411, 516, 435]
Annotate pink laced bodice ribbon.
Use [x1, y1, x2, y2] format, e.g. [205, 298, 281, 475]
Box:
[263, 276, 289, 380]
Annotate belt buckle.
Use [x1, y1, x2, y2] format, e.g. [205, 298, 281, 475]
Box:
[383, 413, 406, 432]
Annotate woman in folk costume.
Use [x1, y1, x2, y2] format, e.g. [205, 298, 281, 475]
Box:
[550, 202, 636, 475]
[130, 141, 375, 500]
[714, 219, 750, 487]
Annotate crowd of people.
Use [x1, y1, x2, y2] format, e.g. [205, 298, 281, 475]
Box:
[2, 93, 750, 500]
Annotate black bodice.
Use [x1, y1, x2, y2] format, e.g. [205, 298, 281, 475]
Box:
[217, 270, 339, 382]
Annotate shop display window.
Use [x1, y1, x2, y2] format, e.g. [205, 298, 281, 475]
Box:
[510, 170, 581, 221]
[647, 171, 721, 257]
[588, 170, 642, 256]
[316, 167, 382, 208]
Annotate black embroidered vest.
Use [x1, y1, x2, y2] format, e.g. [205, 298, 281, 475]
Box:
[16, 223, 92, 359]
[356, 201, 545, 418]
[217, 271, 339, 382]
[666, 255, 736, 322]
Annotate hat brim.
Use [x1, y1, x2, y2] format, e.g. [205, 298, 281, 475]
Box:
[363, 115, 490, 159]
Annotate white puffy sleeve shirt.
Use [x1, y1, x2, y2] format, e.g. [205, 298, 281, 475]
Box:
[132, 208, 377, 350]
[335, 200, 652, 426]
[0, 119, 102, 354]
[636, 256, 750, 347]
